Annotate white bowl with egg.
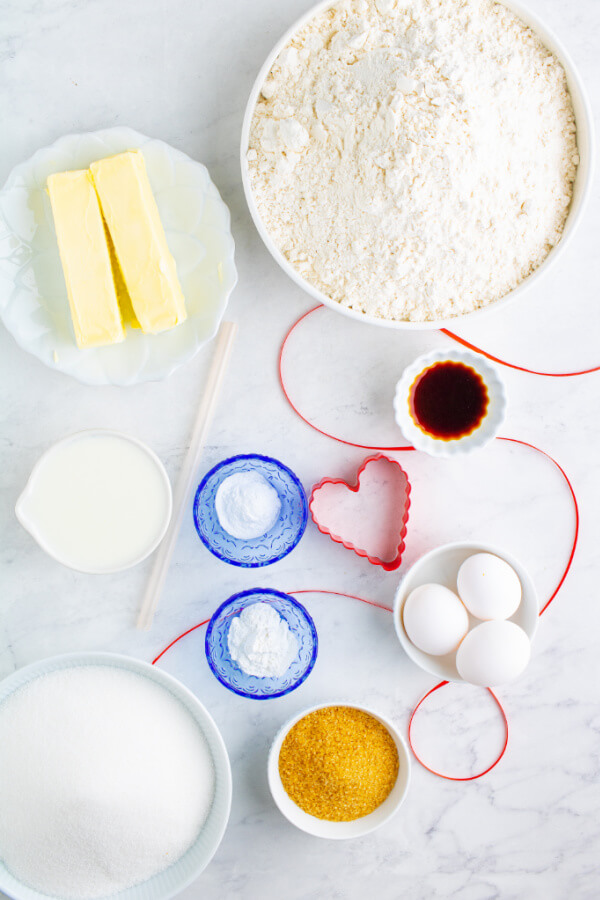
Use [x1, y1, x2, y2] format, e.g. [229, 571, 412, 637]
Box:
[240, 0, 594, 329]
[394, 542, 538, 683]
[16, 429, 172, 574]
[0, 652, 232, 900]
[268, 702, 411, 839]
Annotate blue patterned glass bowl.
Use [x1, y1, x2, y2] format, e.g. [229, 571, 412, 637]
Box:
[193, 454, 308, 567]
[205, 589, 318, 699]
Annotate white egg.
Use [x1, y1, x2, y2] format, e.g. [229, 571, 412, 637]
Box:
[457, 552, 522, 620]
[403, 583, 469, 656]
[456, 620, 531, 686]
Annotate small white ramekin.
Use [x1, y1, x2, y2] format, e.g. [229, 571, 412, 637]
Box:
[393, 349, 507, 457]
[240, 0, 594, 330]
[268, 701, 411, 839]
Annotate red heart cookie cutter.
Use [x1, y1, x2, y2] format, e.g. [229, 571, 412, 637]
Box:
[309, 453, 411, 571]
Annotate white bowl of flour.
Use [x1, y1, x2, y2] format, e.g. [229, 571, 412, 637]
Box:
[0, 653, 232, 900]
[241, 0, 594, 328]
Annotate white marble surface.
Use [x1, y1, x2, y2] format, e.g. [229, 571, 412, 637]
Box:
[1, 0, 600, 897]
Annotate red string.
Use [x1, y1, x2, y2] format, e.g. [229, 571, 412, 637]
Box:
[407, 681, 509, 781]
[441, 328, 600, 378]
[280, 304, 600, 382]
[152, 307, 583, 781]
[289, 588, 392, 614]
[151, 618, 211, 666]
[496, 437, 579, 616]
[278, 304, 581, 781]
[279, 305, 415, 451]
[150, 592, 392, 668]
[149, 590, 508, 781]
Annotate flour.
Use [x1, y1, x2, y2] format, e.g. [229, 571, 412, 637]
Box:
[228, 602, 299, 678]
[248, 0, 579, 322]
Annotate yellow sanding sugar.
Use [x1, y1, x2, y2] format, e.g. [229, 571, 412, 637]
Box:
[278, 705, 399, 822]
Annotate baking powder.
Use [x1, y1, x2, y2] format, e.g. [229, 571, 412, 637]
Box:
[215, 471, 281, 540]
[228, 602, 299, 678]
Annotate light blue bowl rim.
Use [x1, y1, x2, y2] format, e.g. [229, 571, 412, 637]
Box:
[205, 588, 318, 700]
[193, 453, 309, 568]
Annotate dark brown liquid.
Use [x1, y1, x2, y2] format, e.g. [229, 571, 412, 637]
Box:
[409, 362, 489, 440]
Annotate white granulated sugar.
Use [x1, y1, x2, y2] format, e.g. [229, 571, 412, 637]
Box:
[248, 0, 579, 321]
[0, 667, 214, 899]
[215, 471, 281, 540]
[228, 602, 299, 678]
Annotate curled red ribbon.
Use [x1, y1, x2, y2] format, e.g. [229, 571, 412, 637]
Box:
[151, 304, 583, 783]
[277, 304, 581, 780]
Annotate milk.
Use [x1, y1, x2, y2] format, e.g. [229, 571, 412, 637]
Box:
[16, 431, 172, 573]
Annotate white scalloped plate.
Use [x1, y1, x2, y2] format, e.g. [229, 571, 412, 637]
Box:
[0, 128, 237, 385]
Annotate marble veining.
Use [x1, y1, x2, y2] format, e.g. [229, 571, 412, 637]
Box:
[1, 0, 600, 898]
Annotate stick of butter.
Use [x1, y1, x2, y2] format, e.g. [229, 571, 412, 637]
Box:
[47, 170, 125, 349]
[90, 151, 187, 334]
[102, 221, 141, 330]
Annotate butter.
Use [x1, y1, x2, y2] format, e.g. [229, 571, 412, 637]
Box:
[47, 170, 125, 349]
[102, 220, 140, 330]
[90, 151, 186, 334]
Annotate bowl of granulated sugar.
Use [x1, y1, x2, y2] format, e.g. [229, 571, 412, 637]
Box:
[242, 0, 593, 328]
[0, 653, 232, 900]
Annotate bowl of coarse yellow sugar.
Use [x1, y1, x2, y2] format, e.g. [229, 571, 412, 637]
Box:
[267, 702, 411, 839]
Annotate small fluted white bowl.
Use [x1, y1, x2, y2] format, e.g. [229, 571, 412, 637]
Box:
[268, 701, 410, 839]
[241, 0, 594, 329]
[393, 349, 507, 457]
[0, 127, 237, 385]
[393, 541, 539, 683]
[0, 652, 232, 900]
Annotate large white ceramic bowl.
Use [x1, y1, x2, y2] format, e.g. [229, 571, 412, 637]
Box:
[268, 701, 411, 839]
[0, 127, 237, 384]
[241, 0, 594, 330]
[0, 652, 232, 900]
[394, 542, 539, 682]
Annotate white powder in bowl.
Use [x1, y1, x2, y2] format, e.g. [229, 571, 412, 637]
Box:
[215, 471, 281, 540]
[0, 666, 215, 899]
[228, 602, 299, 678]
[248, 0, 579, 322]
